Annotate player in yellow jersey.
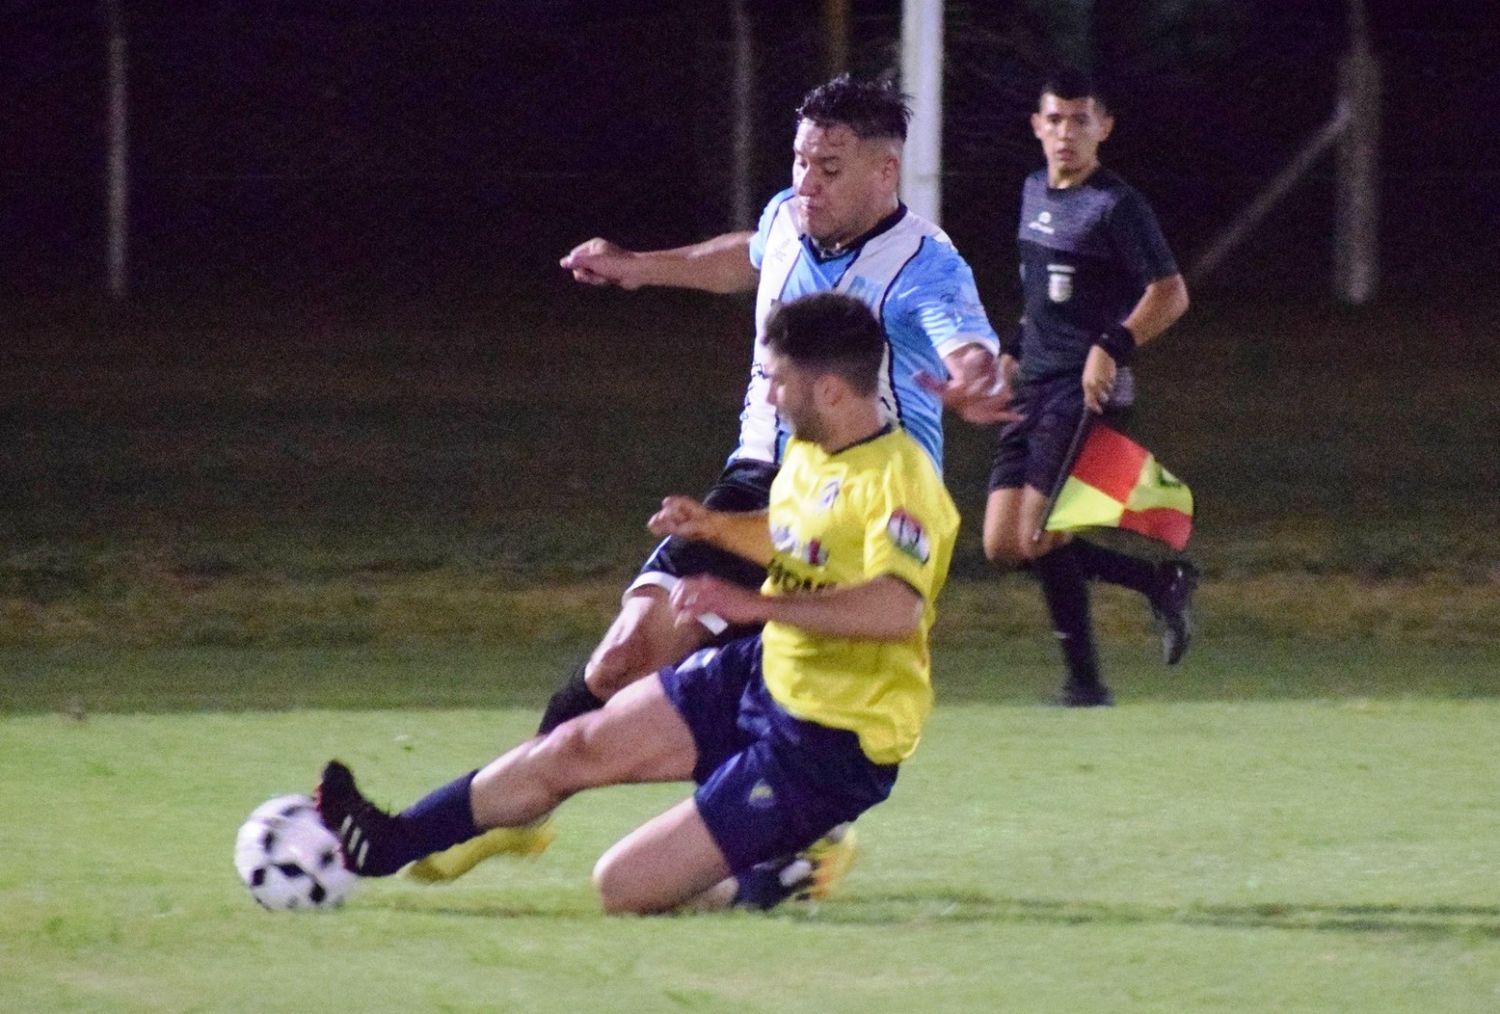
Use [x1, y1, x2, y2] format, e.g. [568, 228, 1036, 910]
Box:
[316, 292, 959, 913]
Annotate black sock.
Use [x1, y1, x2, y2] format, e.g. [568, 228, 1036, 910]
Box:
[537, 663, 605, 735]
[1034, 544, 1102, 688]
[1069, 539, 1159, 598]
[396, 770, 480, 863]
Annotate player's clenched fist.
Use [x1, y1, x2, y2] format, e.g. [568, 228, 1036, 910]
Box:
[669, 575, 764, 628]
[1081, 343, 1117, 414]
[647, 495, 715, 541]
[559, 238, 644, 289]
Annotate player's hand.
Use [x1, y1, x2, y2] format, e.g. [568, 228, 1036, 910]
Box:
[559, 238, 643, 289]
[648, 496, 715, 541]
[1082, 344, 1117, 414]
[917, 349, 1022, 425]
[669, 575, 764, 628]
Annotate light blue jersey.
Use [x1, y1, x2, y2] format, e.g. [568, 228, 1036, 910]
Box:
[739, 189, 999, 473]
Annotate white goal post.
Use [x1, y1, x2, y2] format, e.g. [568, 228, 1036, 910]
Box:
[899, 0, 943, 226]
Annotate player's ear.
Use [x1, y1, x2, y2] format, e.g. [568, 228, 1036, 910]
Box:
[877, 141, 901, 186]
[814, 373, 844, 407]
[1096, 111, 1115, 143]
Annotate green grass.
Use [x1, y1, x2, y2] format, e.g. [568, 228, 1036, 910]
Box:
[4, 636, 1500, 716]
[5, 694, 1499, 1012]
[3, 294, 1498, 651]
[3, 293, 1499, 1007]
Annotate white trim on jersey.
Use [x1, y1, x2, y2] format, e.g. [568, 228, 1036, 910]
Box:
[734, 202, 963, 465]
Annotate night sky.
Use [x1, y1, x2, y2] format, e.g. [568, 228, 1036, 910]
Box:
[3, 0, 1496, 309]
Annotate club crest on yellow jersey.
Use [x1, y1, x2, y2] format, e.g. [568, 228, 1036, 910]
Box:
[886, 509, 930, 564]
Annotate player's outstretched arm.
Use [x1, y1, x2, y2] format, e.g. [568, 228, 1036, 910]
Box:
[559, 232, 757, 294]
[671, 574, 922, 642]
[917, 344, 1023, 425]
[648, 496, 773, 565]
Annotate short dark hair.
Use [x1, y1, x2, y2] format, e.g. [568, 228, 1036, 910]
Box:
[1039, 67, 1110, 113]
[797, 74, 911, 142]
[764, 292, 884, 396]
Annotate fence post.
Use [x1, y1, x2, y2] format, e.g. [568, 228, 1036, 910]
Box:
[1333, 1, 1380, 305]
[104, 0, 130, 301]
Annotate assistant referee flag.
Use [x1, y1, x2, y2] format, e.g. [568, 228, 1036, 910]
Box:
[1043, 422, 1194, 551]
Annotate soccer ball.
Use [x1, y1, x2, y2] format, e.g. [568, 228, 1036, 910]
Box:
[234, 793, 357, 911]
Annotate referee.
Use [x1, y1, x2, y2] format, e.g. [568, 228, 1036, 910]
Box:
[985, 68, 1197, 707]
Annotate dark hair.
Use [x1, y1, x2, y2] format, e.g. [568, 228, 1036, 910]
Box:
[1039, 66, 1110, 113]
[796, 74, 911, 142]
[764, 293, 885, 396]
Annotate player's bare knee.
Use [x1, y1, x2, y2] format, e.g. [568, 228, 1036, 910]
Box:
[586, 636, 654, 698]
[982, 529, 1014, 565]
[586, 596, 668, 697]
[983, 527, 1029, 567]
[592, 851, 654, 915]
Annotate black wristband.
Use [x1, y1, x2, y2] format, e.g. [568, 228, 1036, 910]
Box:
[1095, 323, 1136, 366]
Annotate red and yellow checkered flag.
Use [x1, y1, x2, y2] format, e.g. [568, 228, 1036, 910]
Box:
[1043, 421, 1194, 551]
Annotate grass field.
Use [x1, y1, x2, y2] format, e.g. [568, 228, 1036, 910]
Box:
[3, 292, 1499, 1009]
[5, 681, 1500, 1011]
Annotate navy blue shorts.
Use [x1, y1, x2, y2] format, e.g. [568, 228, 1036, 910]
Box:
[989, 374, 1133, 492]
[658, 635, 898, 874]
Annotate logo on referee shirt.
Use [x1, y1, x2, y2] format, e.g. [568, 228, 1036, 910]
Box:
[1047, 263, 1075, 303]
[887, 509, 930, 564]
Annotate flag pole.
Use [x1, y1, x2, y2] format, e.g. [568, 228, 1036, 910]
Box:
[1032, 407, 1095, 544]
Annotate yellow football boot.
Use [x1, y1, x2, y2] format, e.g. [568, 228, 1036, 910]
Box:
[404, 817, 556, 884]
[791, 823, 859, 901]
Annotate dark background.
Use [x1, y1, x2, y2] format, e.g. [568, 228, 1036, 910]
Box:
[5, 0, 1498, 322]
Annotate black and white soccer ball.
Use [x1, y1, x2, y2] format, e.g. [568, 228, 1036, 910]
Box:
[234, 793, 357, 912]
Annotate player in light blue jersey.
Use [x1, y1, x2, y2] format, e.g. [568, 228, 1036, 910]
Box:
[399, 77, 1013, 884]
[411, 75, 1014, 882]
[740, 186, 991, 471]
[545, 75, 1009, 724]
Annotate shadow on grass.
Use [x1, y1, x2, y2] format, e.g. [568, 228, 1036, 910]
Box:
[366, 891, 1500, 939]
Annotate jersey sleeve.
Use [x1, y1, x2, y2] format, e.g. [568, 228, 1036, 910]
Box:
[747, 188, 795, 272]
[1107, 188, 1179, 287]
[887, 244, 1001, 361]
[860, 468, 950, 604]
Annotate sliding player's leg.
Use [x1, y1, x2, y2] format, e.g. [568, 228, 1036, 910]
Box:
[319, 672, 698, 878]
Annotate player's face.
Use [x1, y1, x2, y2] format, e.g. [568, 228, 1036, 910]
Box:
[791, 120, 899, 250]
[764, 351, 824, 443]
[1031, 94, 1113, 185]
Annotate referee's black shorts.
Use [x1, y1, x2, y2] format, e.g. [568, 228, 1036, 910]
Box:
[989, 374, 1133, 493]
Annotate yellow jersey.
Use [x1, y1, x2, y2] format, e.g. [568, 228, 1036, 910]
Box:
[760, 427, 959, 764]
